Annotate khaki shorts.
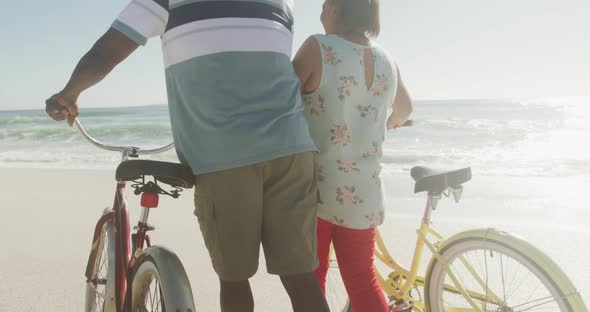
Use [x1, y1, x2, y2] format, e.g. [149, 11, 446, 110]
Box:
[194, 152, 319, 281]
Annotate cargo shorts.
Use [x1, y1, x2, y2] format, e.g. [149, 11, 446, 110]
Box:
[193, 152, 319, 281]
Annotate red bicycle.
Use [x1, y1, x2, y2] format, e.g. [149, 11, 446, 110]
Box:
[48, 107, 197, 311]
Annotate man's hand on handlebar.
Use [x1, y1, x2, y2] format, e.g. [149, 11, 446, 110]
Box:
[46, 92, 80, 127]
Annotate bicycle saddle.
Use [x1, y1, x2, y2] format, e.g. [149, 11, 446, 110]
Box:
[116, 160, 194, 189]
[410, 166, 472, 193]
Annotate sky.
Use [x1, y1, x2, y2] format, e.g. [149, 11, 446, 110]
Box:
[0, 0, 589, 110]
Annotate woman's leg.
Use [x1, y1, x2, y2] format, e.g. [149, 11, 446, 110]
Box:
[333, 226, 388, 312]
[314, 217, 335, 293]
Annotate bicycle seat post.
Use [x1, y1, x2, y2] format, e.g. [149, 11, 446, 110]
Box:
[122, 149, 130, 162]
[139, 186, 159, 226]
[450, 185, 463, 203]
[130, 183, 160, 258]
[139, 205, 152, 226]
[422, 192, 441, 224]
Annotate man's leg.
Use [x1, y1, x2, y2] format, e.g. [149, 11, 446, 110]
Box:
[260, 152, 329, 312]
[193, 164, 264, 312]
[220, 280, 254, 312]
[280, 273, 330, 312]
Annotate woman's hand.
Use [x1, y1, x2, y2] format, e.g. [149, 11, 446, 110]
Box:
[388, 67, 413, 130]
[387, 114, 413, 129]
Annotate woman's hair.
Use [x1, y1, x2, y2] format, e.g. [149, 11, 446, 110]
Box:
[334, 0, 381, 38]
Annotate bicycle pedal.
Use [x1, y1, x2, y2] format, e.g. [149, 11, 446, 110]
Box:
[389, 301, 413, 312]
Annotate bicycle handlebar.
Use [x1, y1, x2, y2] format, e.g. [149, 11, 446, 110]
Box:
[73, 118, 175, 155]
[46, 99, 174, 155]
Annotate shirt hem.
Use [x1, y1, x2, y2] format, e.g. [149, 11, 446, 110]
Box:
[317, 213, 385, 230]
[191, 143, 318, 175]
[111, 20, 148, 46]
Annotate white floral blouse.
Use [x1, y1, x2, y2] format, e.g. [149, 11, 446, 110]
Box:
[304, 34, 397, 229]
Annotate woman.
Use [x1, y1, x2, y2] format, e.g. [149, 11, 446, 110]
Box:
[292, 0, 412, 311]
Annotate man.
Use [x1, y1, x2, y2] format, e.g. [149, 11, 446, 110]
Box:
[46, 1, 329, 311]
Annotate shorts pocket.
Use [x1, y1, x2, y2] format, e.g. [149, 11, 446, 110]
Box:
[194, 185, 220, 269]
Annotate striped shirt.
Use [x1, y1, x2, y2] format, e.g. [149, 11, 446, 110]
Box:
[112, 0, 316, 174]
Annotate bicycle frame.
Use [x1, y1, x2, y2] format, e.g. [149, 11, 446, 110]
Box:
[370, 195, 441, 311]
[74, 118, 174, 312]
[372, 193, 505, 312]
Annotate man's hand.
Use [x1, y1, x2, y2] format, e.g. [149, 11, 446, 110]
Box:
[46, 92, 80, 127]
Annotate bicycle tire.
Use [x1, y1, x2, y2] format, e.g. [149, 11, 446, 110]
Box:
[130, 246, 195, 312]
[85, 209, 116, 312]
[425, 228, 588, 312]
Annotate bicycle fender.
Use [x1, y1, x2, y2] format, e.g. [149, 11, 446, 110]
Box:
[426, 228, 587, 312]
[135, 246, 196, 311]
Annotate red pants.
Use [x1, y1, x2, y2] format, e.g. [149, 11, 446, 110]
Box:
[314, 218, 389, 312]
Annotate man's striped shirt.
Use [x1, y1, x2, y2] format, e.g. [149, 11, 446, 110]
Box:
[112, 0, 316, 174]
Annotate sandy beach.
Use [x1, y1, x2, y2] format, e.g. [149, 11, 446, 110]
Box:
[0, 168, 588, 311]
[2, 0, 590, 309]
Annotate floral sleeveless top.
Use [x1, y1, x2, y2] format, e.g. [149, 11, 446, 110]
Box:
[303, 34, 397, 229]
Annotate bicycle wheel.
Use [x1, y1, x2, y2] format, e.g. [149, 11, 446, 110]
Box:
[85, 211, 116, 312]
[131, 246, 195, 312]
[425, 229, 588, 312]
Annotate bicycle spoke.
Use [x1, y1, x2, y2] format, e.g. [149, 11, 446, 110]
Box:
[512, 290, 580, 312]
[483, 249, 489, 312]
[474, 253, 485, 283]
[155, 279, 161, 312]
[493, 253, 551, 311]
[88, 283, 105, 299]
[505, 257, 523, 300]
[504, 254, 517, 303]
[140, 274, 165, 312]
[506, 269, 533, 303]
[429, 235, 580, 312]
[152, 279, 158, 310]
[98, 250, 107, 275]
[438, 247, 564, 312]
[154, 280, 157, 309]
[500, 253, 506, 303]
[449, 262, 467, 297]
[522, 281, 543, 307]
[441, 251, 500, 311]
[88, 228, 111, 312]
[147, 276, 155, 309]
[514, 296, 566, 312]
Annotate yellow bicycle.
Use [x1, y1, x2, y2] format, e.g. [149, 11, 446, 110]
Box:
[326, 166, 588, 312]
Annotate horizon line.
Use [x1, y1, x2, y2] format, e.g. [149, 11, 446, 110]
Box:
[2, 95, 589, 112]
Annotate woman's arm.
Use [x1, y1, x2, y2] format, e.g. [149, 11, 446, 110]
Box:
[387, 67, 413, 129]
[292, 36, 322, 94]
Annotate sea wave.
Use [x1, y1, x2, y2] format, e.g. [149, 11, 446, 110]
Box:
[2, 99, 590, 177]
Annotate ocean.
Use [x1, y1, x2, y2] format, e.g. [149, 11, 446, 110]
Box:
[4, 99, 589, 234]
[2, 98, 589, 177]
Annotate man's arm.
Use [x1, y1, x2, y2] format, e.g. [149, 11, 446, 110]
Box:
[387, 67, 413, 129]
[47, 28, 139, 126]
